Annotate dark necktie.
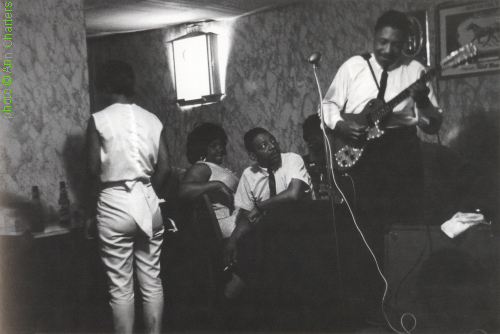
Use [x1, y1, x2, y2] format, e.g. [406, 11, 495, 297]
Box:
[377, 70, 388, 101]
[267, 167, 276, 197]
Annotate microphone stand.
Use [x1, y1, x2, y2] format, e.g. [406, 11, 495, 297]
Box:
[311, 62, 334, 200]
[309, 52, 347, 328]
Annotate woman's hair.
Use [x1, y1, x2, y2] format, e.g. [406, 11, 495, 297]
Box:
[186, 122, 228, 164]
[95, 60, 135, 97]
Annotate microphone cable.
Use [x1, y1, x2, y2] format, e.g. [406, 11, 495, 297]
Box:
[311, 52, 416, 334]
[310, 51, 347, 324]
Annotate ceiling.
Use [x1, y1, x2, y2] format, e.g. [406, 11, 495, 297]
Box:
[84, 0, 305, 38]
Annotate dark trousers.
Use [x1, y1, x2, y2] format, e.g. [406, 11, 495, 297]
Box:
[234, 211, 340, 331]
[345, 126, 424, 232]
[338, 126, 424, 313]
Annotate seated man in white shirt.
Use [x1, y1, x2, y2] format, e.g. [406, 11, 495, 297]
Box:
[223, 127, 313, 291]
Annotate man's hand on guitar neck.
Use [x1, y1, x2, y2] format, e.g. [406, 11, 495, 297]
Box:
[411, 70, 443, 135]
[409, 70, 431, 109]
[335, 120, 368, 141]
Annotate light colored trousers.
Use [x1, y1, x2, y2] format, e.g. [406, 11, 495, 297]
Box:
[97, 183, 164, 307]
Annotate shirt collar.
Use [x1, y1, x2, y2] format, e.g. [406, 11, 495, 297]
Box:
[255, 154, 283, 174]
[371, 53, 402, 72]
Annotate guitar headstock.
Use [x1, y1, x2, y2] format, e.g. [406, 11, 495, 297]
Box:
[440, 43, 478, 71]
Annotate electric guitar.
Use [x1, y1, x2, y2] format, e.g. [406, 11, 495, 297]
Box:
[330, 43, 478, 172]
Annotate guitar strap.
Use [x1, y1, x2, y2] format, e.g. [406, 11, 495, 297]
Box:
[337, 55, 380, 116]
[360, 53, 380, 90]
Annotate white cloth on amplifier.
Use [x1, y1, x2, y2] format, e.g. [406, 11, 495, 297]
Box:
[441, 212, 487, 238]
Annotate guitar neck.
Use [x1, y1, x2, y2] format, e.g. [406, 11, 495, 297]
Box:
[370, 67, 438, 124]
[367, 43, 476, 125]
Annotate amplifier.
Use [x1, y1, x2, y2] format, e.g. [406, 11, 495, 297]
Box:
[384, 225, 499, 333]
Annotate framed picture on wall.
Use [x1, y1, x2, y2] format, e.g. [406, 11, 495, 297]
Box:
[437, 1, 500, 78]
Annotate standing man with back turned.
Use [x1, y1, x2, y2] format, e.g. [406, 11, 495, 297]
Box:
[86, 60, 171, 334]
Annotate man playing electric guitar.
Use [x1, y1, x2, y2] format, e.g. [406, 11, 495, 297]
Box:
[322, 10, 442, 325]
[323, 9, 442, 227]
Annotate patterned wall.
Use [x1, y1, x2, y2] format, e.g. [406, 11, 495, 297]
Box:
[0, 0, 495, 232]
[87, 0, 499, 180]
[87, 22, 231, 169]
[0, 0, 89, 234]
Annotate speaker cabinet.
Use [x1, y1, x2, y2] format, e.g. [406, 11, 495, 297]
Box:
[384, 225, 500, 333]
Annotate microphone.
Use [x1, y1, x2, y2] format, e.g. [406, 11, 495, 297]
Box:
[308, 51, 322, 65]
[308, 51, 333, 200]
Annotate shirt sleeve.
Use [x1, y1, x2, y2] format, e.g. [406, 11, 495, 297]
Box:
[286, 154, 312, 192]
[234, 172, 254, 211]
[322, 60, 351, 130]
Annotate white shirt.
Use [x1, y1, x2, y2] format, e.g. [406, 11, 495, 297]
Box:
[234, 152, 313, 211]
[93, 103, 163, 237]
[322, 54, 441, 130]
[93, 103, 163, 183]
[199, 161, 240, 238]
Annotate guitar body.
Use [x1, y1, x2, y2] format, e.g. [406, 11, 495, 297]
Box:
[330, 98, 387, 172]
[326, 43, 477, 172]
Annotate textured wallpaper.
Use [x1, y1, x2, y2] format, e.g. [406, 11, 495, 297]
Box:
[0, 0, 493, 234]
[89, 0, 499, 179]
[86, 0, 499, 179]
[0, 0, 89, 234]
[87, 23, 229, 170]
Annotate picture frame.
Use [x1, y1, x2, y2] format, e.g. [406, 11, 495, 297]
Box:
[437, 1, 500, 78]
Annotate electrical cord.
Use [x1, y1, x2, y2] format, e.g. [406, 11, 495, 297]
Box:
[312, 62, 347, 321]
[315, 71, 417, 334]
[325, 124, 417, 334]
[341, 172, 357, 214]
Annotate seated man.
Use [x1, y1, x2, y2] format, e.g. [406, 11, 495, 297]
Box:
[301, 113, 348, 203]
[224, 127, 313, 293]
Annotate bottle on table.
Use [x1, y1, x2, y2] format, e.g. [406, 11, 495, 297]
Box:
[58, 181, 71, 227]
[30, 186, 45, 233]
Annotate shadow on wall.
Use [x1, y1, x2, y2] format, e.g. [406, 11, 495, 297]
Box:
[62, 134, 90, 216]
[421, 141, 463, 225]
[448, 108, 500, 222]
[0, 192, 48, 233]
[0, 134, 89, 233]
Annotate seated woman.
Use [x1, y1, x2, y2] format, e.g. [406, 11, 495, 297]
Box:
[178, 122, 244, 299]
[179, 122, 238, 236]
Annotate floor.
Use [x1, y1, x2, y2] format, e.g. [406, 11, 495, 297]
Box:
[0, 224, 389, 334]
[1, 208, 498, 334]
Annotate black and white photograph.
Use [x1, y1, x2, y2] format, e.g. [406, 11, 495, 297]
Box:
[0, 1, 499, 334]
